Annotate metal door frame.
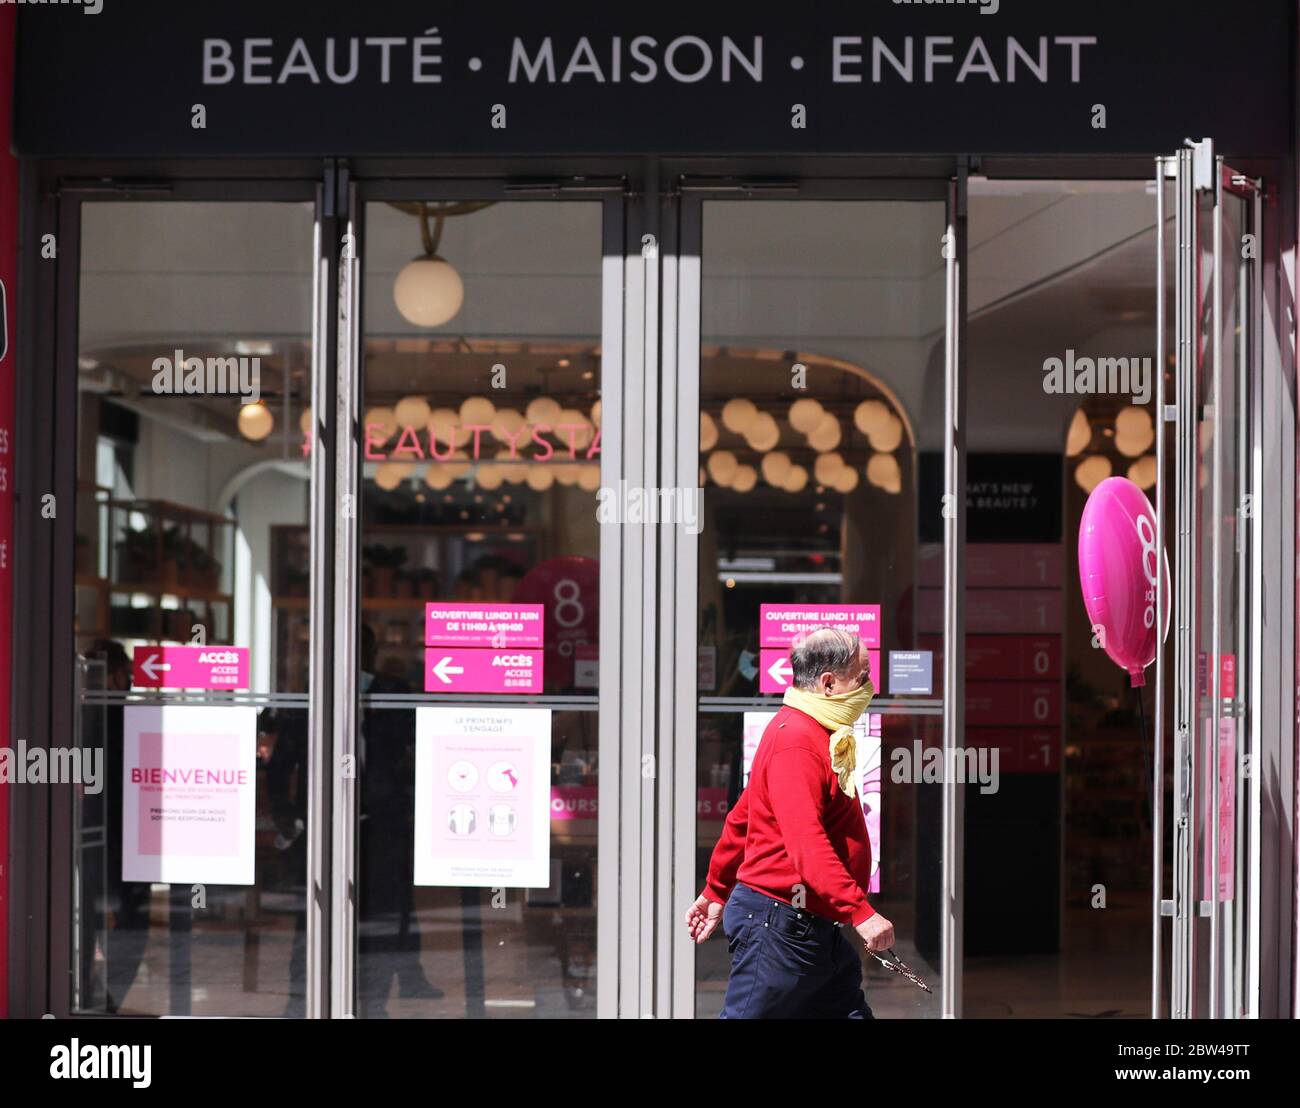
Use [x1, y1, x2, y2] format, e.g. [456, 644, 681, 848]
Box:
[1157, 141, 1267, 1019]
[663, 174, 967, 1019]
[337, 175, 638, 1019]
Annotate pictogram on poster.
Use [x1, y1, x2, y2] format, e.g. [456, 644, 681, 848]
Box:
[414, 706, 552, 888]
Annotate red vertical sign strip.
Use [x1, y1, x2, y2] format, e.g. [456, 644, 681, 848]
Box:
[0, 4, 16, 1018]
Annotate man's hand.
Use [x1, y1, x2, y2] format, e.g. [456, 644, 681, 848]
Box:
[855, 911, 895, 953]
[685, 894, 723, 944]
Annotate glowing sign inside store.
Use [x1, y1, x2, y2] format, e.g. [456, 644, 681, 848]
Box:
[363, 421, 602, 463]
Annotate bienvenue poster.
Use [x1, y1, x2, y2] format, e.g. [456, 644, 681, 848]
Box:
[122, 705, 258, 885]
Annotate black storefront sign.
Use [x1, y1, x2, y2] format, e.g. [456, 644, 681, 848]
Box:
[918, 453, 1062, 544]
[13, 0, 1294, 158]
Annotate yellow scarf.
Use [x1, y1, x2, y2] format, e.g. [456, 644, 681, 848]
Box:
[782, 680, 875, 799]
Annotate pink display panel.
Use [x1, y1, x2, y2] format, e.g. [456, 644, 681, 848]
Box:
[132, 645, 249, 690]
[425, 603, 544, 648]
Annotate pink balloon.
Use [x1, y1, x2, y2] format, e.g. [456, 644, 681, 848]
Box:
[1077, 476, 1170, 687]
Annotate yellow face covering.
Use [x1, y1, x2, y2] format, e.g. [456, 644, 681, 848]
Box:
[782, 678, 875, 799]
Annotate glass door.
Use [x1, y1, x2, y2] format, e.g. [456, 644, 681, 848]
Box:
[668, 180, 965, 1017]
[335, 181, 629, 1017]
[64, 187, 324, 1016]
[1157, 142, 1261, 1018]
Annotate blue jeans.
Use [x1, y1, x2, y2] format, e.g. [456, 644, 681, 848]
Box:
[719, 883, 875, 1019]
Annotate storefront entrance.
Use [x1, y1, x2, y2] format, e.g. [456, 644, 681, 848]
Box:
[12, 151, 1287, 1018]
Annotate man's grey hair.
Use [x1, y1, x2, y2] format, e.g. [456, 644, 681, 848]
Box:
[789, 627, 861, 690]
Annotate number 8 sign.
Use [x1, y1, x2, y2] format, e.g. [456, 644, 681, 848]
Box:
[513, 555, 600, 690]
[1077, 476, 1171, 687]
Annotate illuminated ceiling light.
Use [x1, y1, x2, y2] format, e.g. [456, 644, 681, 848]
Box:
[500, 463, 528, 485]
[788, 397, 824, 434]
[364, 406, 399, 439]
[238, 401, 275, 442]
[590, 399, 602, 428]
[526, 396, 563, 425]
[813, 452, 845, 486]
[1115, 406, 1155, 457]
[807, 413, 842, 452]
[428, 407, 470, 447]
[699, 466, 707, 486]
[761, 451, 792, 486]
[374, 462, 404, 491]
[866, 452, 901, 492]
[390, 202, 478, 327]
[722, 397, 758, 434]
[395, 395, 432, 430]
[394, 256, 465, 327]
[1127, 455, 1157, 490]
[298, 406, 314, 436]
[475, 464, 504, 490]
[491, 408, 525, 442]
[553, 463, 582, 486]
[707, 449, 739, 485]
[1074, 454, 1112, 493]
[558, 409, 594, 450]
[526, 465, 555, 491]
[832, 467, 860, 494]
[578, 465, 602, 492]
[460, 396, 496, 425]
[443, 451, 472, 480]
[866, 413, 903, 453]
[783, 465, 810, 493]
[1066, 408, 1092, 457]
[744, 412, 781, 452]
[853, 399, 890, 437]
[700, 411, 719, 452]
[732, 465, 758, 493]
[425, 466, 455, 490]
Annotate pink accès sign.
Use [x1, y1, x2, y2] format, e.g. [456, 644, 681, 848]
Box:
[424, 602, 545, 694]
[758, 604, 881, 695]
[424, 648, 543, 694]
[132, 645, 249, 690]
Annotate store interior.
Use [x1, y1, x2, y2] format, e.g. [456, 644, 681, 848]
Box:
[69, 180, 1168, 1017]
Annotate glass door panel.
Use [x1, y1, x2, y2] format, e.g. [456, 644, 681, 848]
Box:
[687, 193, 952, 1018]
[352, 195, 607, 1018]
[71, 198, 318, 1016]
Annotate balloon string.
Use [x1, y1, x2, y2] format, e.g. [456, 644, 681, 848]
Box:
[1136, 685, 1153, 833]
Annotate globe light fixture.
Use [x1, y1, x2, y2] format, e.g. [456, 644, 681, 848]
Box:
[700, 411, 719, 451]
[1074, 454, 1113, 493]
[732, 464, 758, 492]
[761, 451, 792, 486]
[1127, 455, 1157, 489]
[238, 401, 274, 442]
[722, 397, 758, 434]
[394, 395, 432, 430]
[788, 397, 825, 434]
[1066, 408, 1092, 457]
[1115, 405, 1155, 457]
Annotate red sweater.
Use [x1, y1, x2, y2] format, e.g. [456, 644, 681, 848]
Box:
[701, 704, 876, 927]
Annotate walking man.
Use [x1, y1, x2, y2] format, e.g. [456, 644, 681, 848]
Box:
[685, 626, 895, 1018]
